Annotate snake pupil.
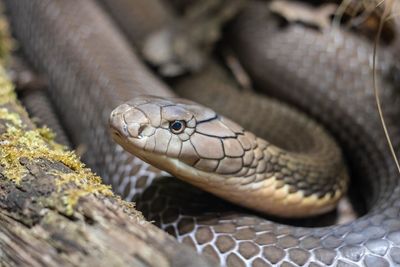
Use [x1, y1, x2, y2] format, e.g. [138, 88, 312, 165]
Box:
[170, 120, 185, 134]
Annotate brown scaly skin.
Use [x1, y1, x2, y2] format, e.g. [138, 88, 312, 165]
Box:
[110, 96, 348, 218]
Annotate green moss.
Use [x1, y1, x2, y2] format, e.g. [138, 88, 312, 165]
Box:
[0, 107, 22, 127]
[0, 126, 28, 182]
[54, 171, 113, 215]
[0, 112, 112, 215]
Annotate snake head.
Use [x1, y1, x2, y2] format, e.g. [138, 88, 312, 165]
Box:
[109, 96, 251, 181]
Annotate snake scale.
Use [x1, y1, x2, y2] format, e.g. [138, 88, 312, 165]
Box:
[5, 0, 400, 266]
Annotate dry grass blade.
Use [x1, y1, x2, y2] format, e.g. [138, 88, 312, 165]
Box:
[371, 0, 400, 174]
[334, 0, 400, 173]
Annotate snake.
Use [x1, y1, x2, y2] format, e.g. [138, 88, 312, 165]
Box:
[5, 0, 400, 266]
[109, 94, 348, 218]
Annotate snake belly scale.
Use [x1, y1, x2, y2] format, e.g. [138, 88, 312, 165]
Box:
[5, 0, 400, 266]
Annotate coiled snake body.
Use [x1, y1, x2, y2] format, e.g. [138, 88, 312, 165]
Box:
[5, 0, 400, 266]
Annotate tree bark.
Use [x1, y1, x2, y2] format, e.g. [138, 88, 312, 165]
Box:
[0, 67, 215, 267]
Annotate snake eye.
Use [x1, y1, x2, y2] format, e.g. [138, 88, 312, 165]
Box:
[169, 120, 186, 134]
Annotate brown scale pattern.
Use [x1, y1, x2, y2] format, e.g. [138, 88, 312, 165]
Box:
[113, 96, 346, 204]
